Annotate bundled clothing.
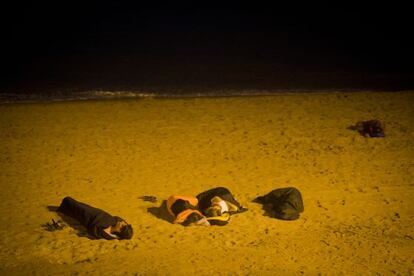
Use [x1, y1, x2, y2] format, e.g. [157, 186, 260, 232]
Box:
[355, 120, 385, 137]
[57, 196, 123, 239]
[196, 187, 246, 225]
[166, 195, 205, 226]
[254, 187, 304, 220]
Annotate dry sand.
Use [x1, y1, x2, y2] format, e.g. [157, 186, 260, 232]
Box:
[0, 91, 413, 275]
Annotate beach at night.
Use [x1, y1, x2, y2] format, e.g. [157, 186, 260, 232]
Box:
[0, 91, 413, 274]
[1, 3, 414, 274]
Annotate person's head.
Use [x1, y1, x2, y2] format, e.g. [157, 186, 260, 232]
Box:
[182, 212, 210, 226]
[205, 205, 222, 217]
[118, 224, 133, 239]
[112, 219, 134, 239]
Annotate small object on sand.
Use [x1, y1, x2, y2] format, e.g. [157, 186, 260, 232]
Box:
[43, 219, 65, 231]
[138, 195, 157, 203]
[349, 120, 385, 137]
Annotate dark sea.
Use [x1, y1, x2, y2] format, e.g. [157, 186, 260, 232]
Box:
[1, 5, 413, 102]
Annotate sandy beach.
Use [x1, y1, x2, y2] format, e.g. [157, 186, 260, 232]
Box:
[0, 91, 413, 275]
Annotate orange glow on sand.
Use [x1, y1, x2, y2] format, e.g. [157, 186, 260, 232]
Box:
[0, 91, 413, 274]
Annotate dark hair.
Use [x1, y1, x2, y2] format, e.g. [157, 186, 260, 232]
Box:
[205, 206, 220, 217]
[118, 224, 133, 239]
[182, 212, 203, 226]
[170, 199, 198, 217]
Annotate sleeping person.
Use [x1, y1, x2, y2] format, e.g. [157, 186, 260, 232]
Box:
[254, 187, 304, 220]
[166, 195, 210, 226]
[57, 196, 133, 240]
[196, 187, 247, 225]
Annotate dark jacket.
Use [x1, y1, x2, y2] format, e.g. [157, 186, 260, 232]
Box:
[57, 196, 120, 239]
[255, 187, 304, 220]
[196, 187, 245, 226]
[196, 187, 243, 212]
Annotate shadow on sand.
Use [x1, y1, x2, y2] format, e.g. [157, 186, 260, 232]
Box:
[251, 199, 276, 219]
[147, 200, 174, 224]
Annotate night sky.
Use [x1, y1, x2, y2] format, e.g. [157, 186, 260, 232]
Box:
[1, 3, 413, 95]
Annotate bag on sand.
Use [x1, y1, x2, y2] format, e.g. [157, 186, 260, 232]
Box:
[254, 187, 304, 220]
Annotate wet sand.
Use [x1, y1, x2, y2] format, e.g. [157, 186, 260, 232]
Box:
[0, 91, 413, 275]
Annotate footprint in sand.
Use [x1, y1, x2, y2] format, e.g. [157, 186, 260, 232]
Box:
[317, 200, 328, 211]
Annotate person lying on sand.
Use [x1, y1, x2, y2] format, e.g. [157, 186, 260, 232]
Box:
[196, 187, 248, 226]
[166, 195, 210, 226]
[253, 187, 304, 220]
[349, 119, 385, 137]
[57, 196, 133, 239]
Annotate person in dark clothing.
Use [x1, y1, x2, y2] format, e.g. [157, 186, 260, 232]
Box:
[348, 120, 385, 137]
[57, 196, 133, 240]
[254, 187, 304, 220]
[196, 187, 247, 226]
